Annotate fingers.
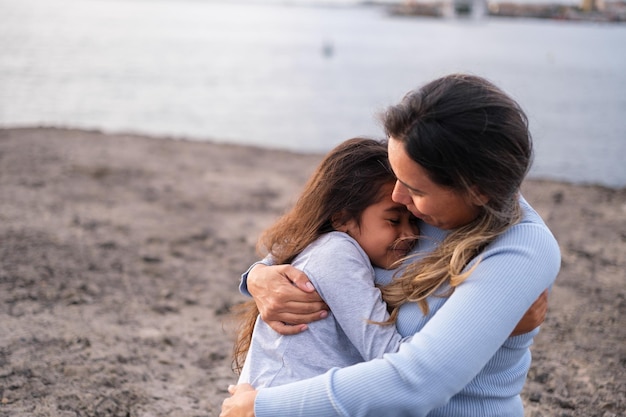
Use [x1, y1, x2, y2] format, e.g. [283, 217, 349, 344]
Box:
[248, 265, 313, 302]
[266, 320, 308, 335]
[528, 290, 548, 315]
[267, 306, 328, 324]
[510, 289, 550, 336]
[280, 264, 317, 293]
[221, 385, 257, 417]
[256, 290, 327, 320]
[533, 289, 549, 319]
[228, 383, 255, 395]
[248, 263, 329, 328]
[269, 281, 324, 307]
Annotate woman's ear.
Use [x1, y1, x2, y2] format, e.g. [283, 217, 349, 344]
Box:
[470, 186, 490, 206]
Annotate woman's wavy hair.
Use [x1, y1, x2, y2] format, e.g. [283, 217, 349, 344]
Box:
[232, 137, 396, 373]
[379, 73, 533, 321]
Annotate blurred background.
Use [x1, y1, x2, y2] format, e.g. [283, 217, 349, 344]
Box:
[1, 0, 625, 187]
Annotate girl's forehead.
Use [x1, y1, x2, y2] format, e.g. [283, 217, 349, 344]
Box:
[374, 182, 396, 200]
[377, 194, 409, 213]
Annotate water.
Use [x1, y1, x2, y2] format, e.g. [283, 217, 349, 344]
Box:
[1, 0, 625, 187]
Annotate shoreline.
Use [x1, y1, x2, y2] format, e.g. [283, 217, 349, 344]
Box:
[1, 127, 624, 416]
[384, 0, 626, 22]
[5, 124, 624, 190]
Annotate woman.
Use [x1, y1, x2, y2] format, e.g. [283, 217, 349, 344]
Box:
[222, 74, 560, 417]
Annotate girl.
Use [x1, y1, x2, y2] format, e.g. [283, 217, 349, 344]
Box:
[233, 137, 419, 388]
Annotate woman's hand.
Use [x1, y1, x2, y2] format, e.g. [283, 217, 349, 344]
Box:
[248, 264, 329, 335]
[510, 289, 549, 336]
[220, 384, 257, 417]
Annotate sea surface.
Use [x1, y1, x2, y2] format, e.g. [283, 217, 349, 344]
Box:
[1, 0, 625, 187]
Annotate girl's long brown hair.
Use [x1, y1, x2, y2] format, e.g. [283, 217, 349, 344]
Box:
[233, 137, 396, 373]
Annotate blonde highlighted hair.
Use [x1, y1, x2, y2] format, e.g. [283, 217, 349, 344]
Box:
[379, 74, 532, 319]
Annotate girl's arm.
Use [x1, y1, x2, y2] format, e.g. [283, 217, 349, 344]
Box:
[299, 234, 407, 360]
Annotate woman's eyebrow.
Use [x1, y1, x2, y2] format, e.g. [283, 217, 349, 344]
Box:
[397, 178, 423, 194]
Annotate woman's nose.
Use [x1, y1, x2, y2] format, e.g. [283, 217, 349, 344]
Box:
[392, 181, 409, 205]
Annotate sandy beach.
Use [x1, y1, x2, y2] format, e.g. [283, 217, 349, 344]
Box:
[0, 127, 624, 417]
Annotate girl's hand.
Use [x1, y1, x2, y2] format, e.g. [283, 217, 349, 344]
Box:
[220, 384, 257, 417]
[511, 289, 549, 336]
[248, 264, 329, 335]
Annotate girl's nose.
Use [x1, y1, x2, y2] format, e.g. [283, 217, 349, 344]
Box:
[400, 221, 417, 238]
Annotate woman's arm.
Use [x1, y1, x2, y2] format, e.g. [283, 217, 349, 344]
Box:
[243, 262, 548, 337]
[226, 223, 560, 417]
[221, 290, 546, 417]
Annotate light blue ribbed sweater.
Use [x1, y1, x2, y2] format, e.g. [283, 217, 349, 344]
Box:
[240, 196, 561, 417]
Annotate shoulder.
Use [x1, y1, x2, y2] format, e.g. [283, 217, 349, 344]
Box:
[477, 197, 561, 285]
[503, 196, 560, 251]
[293, 231, 374, 287]
[298, 231, 368, 261]
[488, 197, 559, 254]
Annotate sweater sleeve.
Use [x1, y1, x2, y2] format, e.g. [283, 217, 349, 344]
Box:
[239, 256, 274, 297]
[300, 233, 407, 361]
[254, 222, 561, 417]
